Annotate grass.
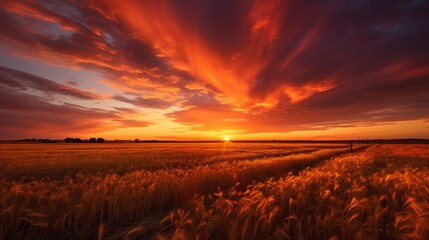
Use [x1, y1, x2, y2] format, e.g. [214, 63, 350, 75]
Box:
[159, 145, 429, 240]
[0, 142, 337, 180]
[0, 143, 427, 239]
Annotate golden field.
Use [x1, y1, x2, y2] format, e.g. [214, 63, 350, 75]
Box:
[0, 143, 428, 239]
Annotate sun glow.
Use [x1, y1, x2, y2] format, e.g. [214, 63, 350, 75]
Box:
[223, 136, 230, 142]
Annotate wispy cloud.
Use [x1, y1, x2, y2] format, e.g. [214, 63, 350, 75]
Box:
[0, 0, 428, 139]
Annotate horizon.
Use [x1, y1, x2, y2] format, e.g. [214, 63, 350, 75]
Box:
[6, 137, 429, 142]
[1, 1, 429, 140]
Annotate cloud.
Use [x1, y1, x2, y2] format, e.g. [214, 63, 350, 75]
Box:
[113, 95, 173, 109]
[0, 1, 181, 89]
[0, 85, 150, 139]
[167, 93, 248, 131]
[0, 66, 100, 100]
[169, 76, 429, 133]
[0, 0, 428, 138]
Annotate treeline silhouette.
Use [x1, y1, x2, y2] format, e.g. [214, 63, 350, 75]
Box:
[64, 138, 105, 143]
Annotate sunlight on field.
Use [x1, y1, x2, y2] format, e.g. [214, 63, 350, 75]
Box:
[0, 143, 428, 239]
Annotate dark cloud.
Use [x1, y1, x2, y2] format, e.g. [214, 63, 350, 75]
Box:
[169, 76, 429, 133]
[0, 86, 150, 139]
[0, 1, 182, 89]
[0, 0, 428, 138]
[0, 66, 99, 100]
[65, 80, 78, 87]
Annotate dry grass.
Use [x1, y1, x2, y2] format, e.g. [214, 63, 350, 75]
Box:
[0, 143, 350, 239]
[0, 143, 334, 180]
[160, 145, 429, 240]
[2, 143, 426, 239]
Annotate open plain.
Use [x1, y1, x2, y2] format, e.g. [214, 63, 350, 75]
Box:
[0, 143, 428, 239]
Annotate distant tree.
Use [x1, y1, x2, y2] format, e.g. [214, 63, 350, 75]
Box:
[64, 137, 103, 143]
[17, 138, 38, 142]
[135, 138, 140, 143]
[65, 137, 82, 143]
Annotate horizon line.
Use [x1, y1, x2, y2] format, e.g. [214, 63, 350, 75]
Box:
[3, 138, 429, 142]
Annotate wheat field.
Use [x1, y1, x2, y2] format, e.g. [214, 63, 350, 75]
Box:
[0, 143, 427, 239]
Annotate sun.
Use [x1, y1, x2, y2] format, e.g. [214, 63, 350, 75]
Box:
[223, 136, 230, 142]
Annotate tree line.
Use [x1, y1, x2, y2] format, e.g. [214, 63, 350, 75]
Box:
[64, 138, 105, 143]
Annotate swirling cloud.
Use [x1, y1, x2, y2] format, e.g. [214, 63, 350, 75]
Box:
[0, 0, 428, 139]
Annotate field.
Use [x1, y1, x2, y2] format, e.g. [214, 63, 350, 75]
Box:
[0, 142, 428, 239]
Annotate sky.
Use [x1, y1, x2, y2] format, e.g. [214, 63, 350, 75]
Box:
[0, 0, 428, 140]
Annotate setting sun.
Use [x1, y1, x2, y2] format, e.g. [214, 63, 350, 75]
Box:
[223, 136, 230, 142]
[0, 1, 427, 141]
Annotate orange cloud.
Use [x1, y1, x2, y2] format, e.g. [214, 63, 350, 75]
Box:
[284, 81, 337, 104]
[100, 1, 286, 107]
[2, 1, 78, 31]
[1, 0, 429, 139]
[104, 0, 340, 111]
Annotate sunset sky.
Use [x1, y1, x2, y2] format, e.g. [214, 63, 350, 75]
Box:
[0, 0, 428, 140]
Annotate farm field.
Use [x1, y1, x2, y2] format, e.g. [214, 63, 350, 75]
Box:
[2, 1, 428, 239]
[0, 143, 428, 239]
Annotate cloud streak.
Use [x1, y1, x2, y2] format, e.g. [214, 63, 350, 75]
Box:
[0, 66, 100, 100]
[0, 68, 150, 139]
[0, 0, 428, 139]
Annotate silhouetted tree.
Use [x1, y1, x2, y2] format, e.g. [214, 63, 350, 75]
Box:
[64, 137, 104, 143]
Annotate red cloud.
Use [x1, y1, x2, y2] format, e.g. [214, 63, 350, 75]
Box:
[0, 0, 428, 138]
